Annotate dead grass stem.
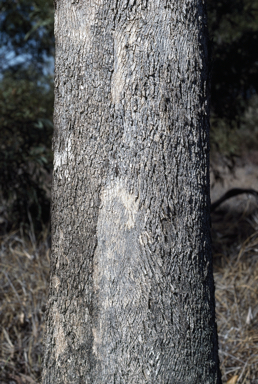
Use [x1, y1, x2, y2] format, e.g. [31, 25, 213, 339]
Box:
[213, 201, 258, 383]
[0, 229, 50, 383]
[0, 201, 257, 383]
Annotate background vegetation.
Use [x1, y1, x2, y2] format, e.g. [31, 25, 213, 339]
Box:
[208, 0, 258, 156]
[0, 1, 258, 383]
[0, 0, 54, 232]
[0, 0, 258, 230]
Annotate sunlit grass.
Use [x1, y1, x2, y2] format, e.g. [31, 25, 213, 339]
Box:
[0, 203, 258, 383]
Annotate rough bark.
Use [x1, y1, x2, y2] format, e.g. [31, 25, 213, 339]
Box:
[42, 1, 221, 383]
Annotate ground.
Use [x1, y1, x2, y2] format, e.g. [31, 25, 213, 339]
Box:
[0, 153, 258, 384]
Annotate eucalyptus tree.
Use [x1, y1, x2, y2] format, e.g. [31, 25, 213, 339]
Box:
[42, 1, 221, 383]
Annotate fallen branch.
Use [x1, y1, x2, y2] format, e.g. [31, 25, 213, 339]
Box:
[211, 188, 258, 212]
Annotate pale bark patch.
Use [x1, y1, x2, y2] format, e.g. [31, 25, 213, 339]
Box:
[111, 37, 126, 104]
[100, 179, 139, 229]
[53, 303, 67, 361]
[55, 1, 104, 47]
[111, 23, 138, 104]
[52, 275, 61, 291]
[92, 179, 142, 358]
[53, 137, 72, 171]
[56, 229, 67, 270]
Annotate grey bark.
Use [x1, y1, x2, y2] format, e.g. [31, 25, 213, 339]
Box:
[42, 1, 221, 383]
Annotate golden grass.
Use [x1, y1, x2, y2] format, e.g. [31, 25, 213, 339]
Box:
[0, 230, 50, 384]
[0, 203, 257, 383]
[212, 201, 258, 384]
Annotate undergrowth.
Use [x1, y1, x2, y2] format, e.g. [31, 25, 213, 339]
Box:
[0, 202, 258, 384]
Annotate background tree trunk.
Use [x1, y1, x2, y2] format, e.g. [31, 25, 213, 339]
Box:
[42, 1, 221, 383]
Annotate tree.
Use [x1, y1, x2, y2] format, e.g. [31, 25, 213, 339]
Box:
[42, 1, 221, 383]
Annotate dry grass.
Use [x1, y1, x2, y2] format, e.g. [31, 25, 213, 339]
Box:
[212, 200, 258, 384]
[0, 229, 50, 384]
[0, 202, 257, 384]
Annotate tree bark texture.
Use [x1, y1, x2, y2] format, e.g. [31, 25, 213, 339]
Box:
[43, 1, 221, 383]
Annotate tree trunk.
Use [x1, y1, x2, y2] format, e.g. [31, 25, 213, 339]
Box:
[42, 1, 221, 383]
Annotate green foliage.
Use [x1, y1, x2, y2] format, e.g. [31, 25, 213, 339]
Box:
[0, 0, 54, 71]
[208, 0, 258, 155]
[0, 69, 53, 231]
[0, 0, 54, 231]
[208, 0, 258, 121]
